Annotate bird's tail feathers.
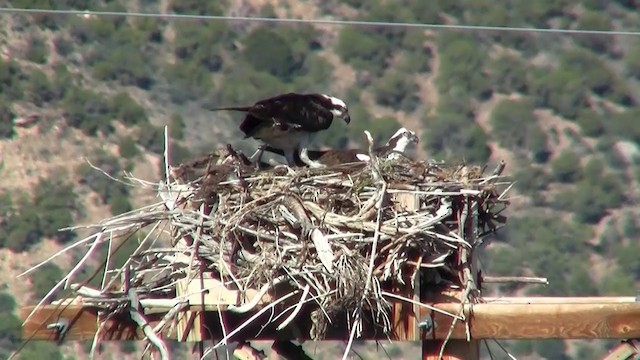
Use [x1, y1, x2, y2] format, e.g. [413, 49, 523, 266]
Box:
[207, 106, 252, 112]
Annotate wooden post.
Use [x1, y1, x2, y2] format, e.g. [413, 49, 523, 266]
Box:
[421, 193, 481, 359]
[391, 189, 421, 341]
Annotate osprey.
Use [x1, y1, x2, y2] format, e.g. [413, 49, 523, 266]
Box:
[208, 93, 351, 168]
[266, 127, 419, 166]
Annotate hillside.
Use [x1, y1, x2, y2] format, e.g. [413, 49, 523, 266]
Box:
[1, 0, 640, 359]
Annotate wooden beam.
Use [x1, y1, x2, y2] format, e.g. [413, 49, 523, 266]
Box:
[21, 297, 640, 342]
[20, 304, 164, 342]
[390, 190, 420, 341]
[431, 302, 640, 340]
[482, 296, 638, 304]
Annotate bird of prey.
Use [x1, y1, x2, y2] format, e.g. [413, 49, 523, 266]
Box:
[208, 93, 351, 168]
[265, 127, 419, 167]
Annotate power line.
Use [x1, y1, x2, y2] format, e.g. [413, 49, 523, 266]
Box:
[1, 7, 640, 36]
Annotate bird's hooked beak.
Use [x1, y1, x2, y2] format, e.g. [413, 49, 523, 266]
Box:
[330, 107, 351, 124]
[410, 133, 419, 144]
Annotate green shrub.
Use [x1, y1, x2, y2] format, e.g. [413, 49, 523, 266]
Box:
[437, 32, 491, 100]
[534, 340, 569, 360]
[92, 43, 155, 89]
[559, 49, 632, 105]
[211, 66, 288, 107]
[510, 1, 569, 27]
[15, 340, 63, 360]
[0, 59, 24, 101]
[606, 109, 640, 143]
[615, 242, 640, 280]
[109, 93, 148, 127]
[513, 165, 549, 201]
[50, 63, 74, 101]
[173, 22, 226, 72]
[242, 28, 302, 80]
[138, 125, 165, 155]
[599, 267, 635, 295]
[575, 12, 613, 54]
[163, 62, 213, 104]
[528, 68, 587, 119]
[108, 192, 133, 215]
[169, 0, 227, 15]
[135, 17, 163, 43]
[169, 113, 185, 141]
[336, 28, 388, 75]
[0, 312, 21, 355]
[26, 69, 55, 106]
[53, 35, 74, 56]
[371, 70, 420, 112]
[62, 86, 113, 136]
[0, 179, 77, 251]
[422, 113, 490, 164]
[25, 34, 49, 64]
[30, 263, 63, 300]
[488, 54, 528, 94]
[489, 215, 592, 297]
[33, 177, 78, 243]
[0, 99, 15, 139]
[620, 211, 639, 240]
[76, 151, 132, 216]
[291, 55, 334, 91]
[0, 292, 16, 313]
[556, 158, 625, 223]
[118, 136, 139, 159]
[567, 265, 599, 296]
[170, 143, 193, 166]
[1, 217, 42, 253]
[570, 181, 610, 223]
[626, 45, 640, 79]
[436, 92, 475, 120]
[551, 150, 582, 183]
[490, 99, 549, 162]
[574, 109, 604, 137]
[396, 48, 431, 74]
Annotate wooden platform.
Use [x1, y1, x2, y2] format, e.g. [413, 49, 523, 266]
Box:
[21, 296, 640, 342]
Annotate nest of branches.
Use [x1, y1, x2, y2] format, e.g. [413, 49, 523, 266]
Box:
[23, 138, 511, 358]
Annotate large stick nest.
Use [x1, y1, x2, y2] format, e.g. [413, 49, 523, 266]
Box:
[25, 142, 511, 355]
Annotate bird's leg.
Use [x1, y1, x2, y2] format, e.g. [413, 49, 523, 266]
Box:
[299, 147, 326, 168]
[284, 150, 297, 167]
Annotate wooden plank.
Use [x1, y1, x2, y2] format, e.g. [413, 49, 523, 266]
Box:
[390, 190, 420, 341]
[20, 305, 162, 342]
[431, 302, 640, 340]
[175, 274, 273, 341]
[483, 297, 638, 304]
[21, 299, 640, 341]
[177, 276, 271, 307]
[390, 279, 419, 341]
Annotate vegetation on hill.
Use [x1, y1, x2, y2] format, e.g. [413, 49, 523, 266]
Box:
[0, 0, 639, 358]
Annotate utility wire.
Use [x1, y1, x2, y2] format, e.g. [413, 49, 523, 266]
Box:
[1, 7, 640, 36]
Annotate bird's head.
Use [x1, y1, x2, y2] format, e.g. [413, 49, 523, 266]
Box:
[322, 94, 351, 124]
[388, 127, 420, 155]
